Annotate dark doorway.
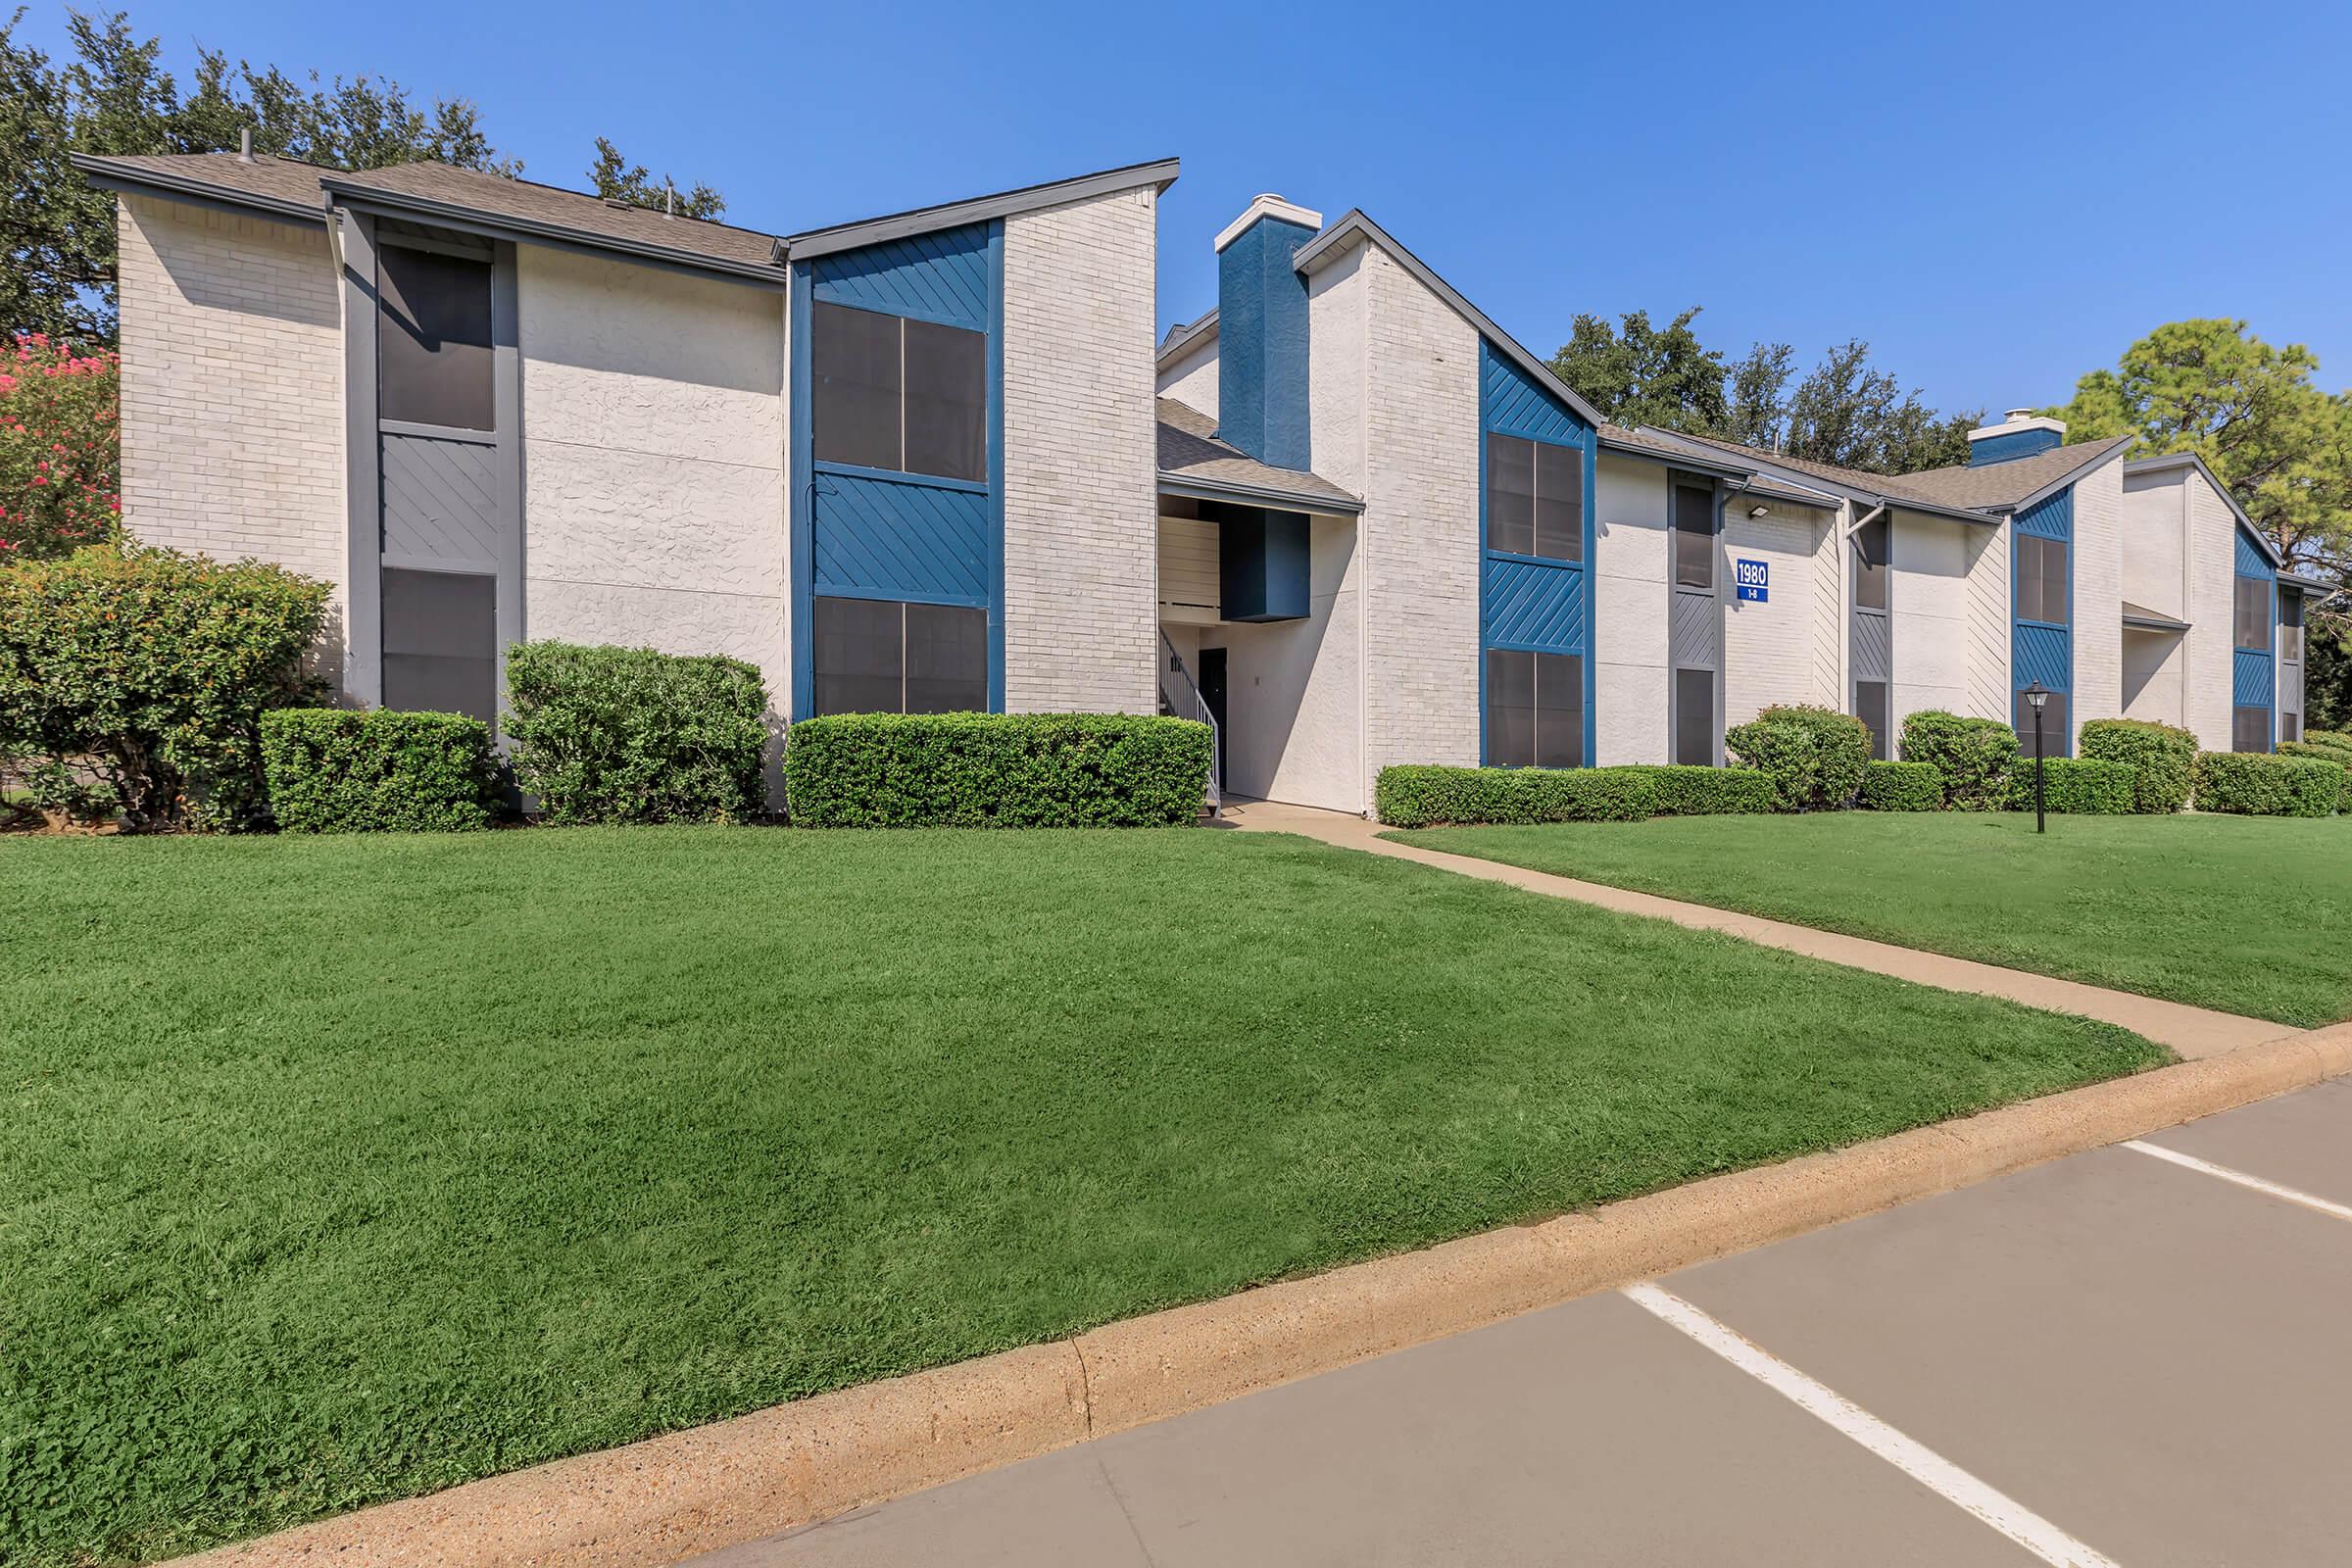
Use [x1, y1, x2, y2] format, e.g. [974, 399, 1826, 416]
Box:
[1199, 646, 1229, 784]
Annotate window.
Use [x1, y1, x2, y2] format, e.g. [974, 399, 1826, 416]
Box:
[381, 567, 496, 722]
[1672, 480, 1716, 589]
[1485, 648, 1582, 768]
[2013, 688, 2069, 756]
[2282, 711, 2302, 744]
[812, 302, 986, 482]
[1853, 514, 1889, 611]
[2233, 706, 2271, 753]
[377, 244, 493, 431]
[2015, 534, 2068, 626]
[2235, 576, 2272, 651]
[812, 596, 987, 714]
[1675, 667, 1715, 765]
[1856, 681, 1890, 760]
[1485, 433, 1582, 561]
[2282, 591, 2304, 662]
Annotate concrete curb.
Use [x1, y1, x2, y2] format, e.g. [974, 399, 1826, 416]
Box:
[177, 1023, 2352, 1568]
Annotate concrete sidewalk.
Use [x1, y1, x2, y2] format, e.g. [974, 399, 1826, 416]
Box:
[1223, 799, 2293, 1060]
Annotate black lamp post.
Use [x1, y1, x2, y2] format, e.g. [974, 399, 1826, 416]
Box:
[2023, 681, 2049, 834]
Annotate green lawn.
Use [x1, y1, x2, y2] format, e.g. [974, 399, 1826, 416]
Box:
[3, 827, 2161, 1564]
[1395, 811, 2352, 1027]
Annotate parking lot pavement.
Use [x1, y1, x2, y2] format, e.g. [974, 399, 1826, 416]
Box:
[692, 1082, 2352, 1568]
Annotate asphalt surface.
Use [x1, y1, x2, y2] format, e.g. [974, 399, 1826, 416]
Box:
[691, 1079, 2352, 1567]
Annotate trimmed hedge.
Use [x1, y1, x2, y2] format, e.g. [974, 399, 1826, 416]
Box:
[2195, 750, 2341, 817]
[260, 709, 500, 833]
[504, 641, 770, 825]
[786, 712, 1212, 827]
[2005, 757, 2136, 815]
[1375, 765, 1655, 828]
[1725, 705, 1871, 812]
[2307, 730, 2352, 752]
[1618, 764, 1776, 816]
[1896, 710, 2019, 810]
[2280, 742, 2352, 812]
[2078, 718, 2196, 814]
[1858, 760, 1941, 811]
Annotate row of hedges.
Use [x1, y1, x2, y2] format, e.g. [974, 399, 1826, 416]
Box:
[1372, 762, 1772, 829]
[782, 712, 1212, 828]
[2196, 751, 2341, 817]
[2005, 757, 2136, 814]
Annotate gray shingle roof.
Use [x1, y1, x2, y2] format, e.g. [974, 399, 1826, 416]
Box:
[1668, 428, 2134, 514]
[1156, 398, 1359, 514]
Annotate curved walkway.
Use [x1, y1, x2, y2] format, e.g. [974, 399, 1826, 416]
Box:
[1223, 800, 2296, 1060]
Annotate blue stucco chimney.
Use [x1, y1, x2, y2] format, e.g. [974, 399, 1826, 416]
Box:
[1968, 409, 2067, 466]
[1215, 194, 1322, 471]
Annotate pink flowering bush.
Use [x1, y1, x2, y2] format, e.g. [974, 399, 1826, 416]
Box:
[0, 335, 122, 560]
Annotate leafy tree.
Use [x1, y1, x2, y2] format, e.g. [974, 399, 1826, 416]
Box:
[587, 135, 725, 220]
[1725, 341, 1794, 451]
[1783, 338, 1979, 473]
[0, 7, 515, 341]
[1547, 308, 1726, 433]
[0, 331, 117, 558]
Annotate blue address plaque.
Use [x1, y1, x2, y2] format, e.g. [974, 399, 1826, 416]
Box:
[1736, 559, 1769, 603]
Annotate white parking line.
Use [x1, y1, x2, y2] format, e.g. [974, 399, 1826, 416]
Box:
[1622, 1284, 2122, 1568]
[2123, 1139, 2352, 1223]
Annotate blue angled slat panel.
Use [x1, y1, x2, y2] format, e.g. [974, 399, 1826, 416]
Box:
[2234, 648, 2275, 708]
[2234, 525, 2276, 579]
[812, 471, 990, 605]
[1484, 557, 1586, 654]
[2016, 487, 2073, 541]
[1969, 427, 2063, 466]
[2013, 622, 2072, 692]
[1480, 339, 1588, 445]
[811, 222, 990, 330]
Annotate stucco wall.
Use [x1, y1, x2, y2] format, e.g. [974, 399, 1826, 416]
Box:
[1357, 240, 1481, 775]
[1723, 502, 1833, 727]
[1592, 455, 1669, 764]
[516, 247, 787, 706]
[1888, 510, 1973, 724]
[1212, 516, 1363, 810]
[116, 195, 347, 669]
[1156, 331, 1218, 420]
[2184, 468, 2239, 749]
[2071, 462, 2126, 738]
[1003, 185, 1159, 713]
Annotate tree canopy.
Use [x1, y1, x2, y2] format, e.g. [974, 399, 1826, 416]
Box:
[587, 136, 725, 220]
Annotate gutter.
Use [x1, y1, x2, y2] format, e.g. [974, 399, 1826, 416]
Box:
[318, 178, 789, 286]
[71, 153, 324, 225]
[1157, 471, 1363, 516]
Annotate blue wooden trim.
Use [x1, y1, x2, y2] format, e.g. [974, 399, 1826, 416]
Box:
[2010, 488, 2076, 755]
[1484, 546, 1588, 570]
[985, 220, 1005, 713]
[809, 296, 987, 334]
[810, 582, 988, 611]
[809, 222, 990, 332]
[813, 459, 989, 496]
[1583, 425, 1596, 766]
[789, 260, 815, 723]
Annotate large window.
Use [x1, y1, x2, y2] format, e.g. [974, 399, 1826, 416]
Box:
[1485, 433, 1581, 561]
[2016, 534, 2068, 625]
[2013, 688, 2069, 757]
[2236, 576, 2273, 651]
[382, 567, 496, 721]
[1857, 680, 1890, 761]
[2233, 705, 2271, 753]
[1852, 514, 1889, 611]
[2282, 592, 2305, 662]
[812, 596, 986, 714]
[378, 244, 493, 431]
[1486, 648, 1582, 768]
[812, 302, 985, 482]
[1672, 479, 1716, 588]
[1674, 667, 1716, 765]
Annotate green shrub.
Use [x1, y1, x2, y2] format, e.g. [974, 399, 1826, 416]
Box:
[1374, 764, 1656, 828]
[0, 544, 327, 830]
[1724, 704, 1871, 812]
[2195, 751, 2341, 817]
[2078, 718, 2197, 813]
[1896, 710, 2018, 809]
[2306, 729, 2352, 752]
[2279, 743, 2352, 812]
[787, 711, 1212, 827]
[1617, 764, 1776, 816]
[259, 709, 501, 832]
[504, 641, 770, 824]
[1858, 760, 1941, 811]
[2004, 757, 2136, 814]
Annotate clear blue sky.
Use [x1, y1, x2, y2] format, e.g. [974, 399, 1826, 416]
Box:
[35, 0, 2352, 415]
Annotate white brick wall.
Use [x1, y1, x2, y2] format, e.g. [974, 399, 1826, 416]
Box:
[2071, 460, 2126, 740]
[1723, 502, 1833, 728]
[1592, 455, 1668, 763]
[1888, 510, 1972, 722]
[1003, 186, 1159, 713]
[117, 196, 346, 667]
[2185, 467, 2241, 749]
[1359, 239, 1481, 774]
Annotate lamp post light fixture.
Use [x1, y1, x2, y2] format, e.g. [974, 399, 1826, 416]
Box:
[2023, 681, 2050, 834]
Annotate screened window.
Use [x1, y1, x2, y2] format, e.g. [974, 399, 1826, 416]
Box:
[1485, 648, 1582, 768]
[2282, 711, 2302, 744]
[1675, 667, 1715, 765]
[1856, 680, 1890, 761]
[812, 302, 986, 482]
[2233, 705, 2271, 753]
[812, 596, 987, 714]
[2013, 689, 2069, 756]
[1853, 515, 1889, 611]
[381, 567, 496, 722]
[2281, 591, 2304, 662]
[2235, 576, 2272, 651]
[1672, 480, 1716, 589]
[2016, 534, 2069, 625]
[378, 244, 494, 431]
[1485, 433, 1581, 561]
